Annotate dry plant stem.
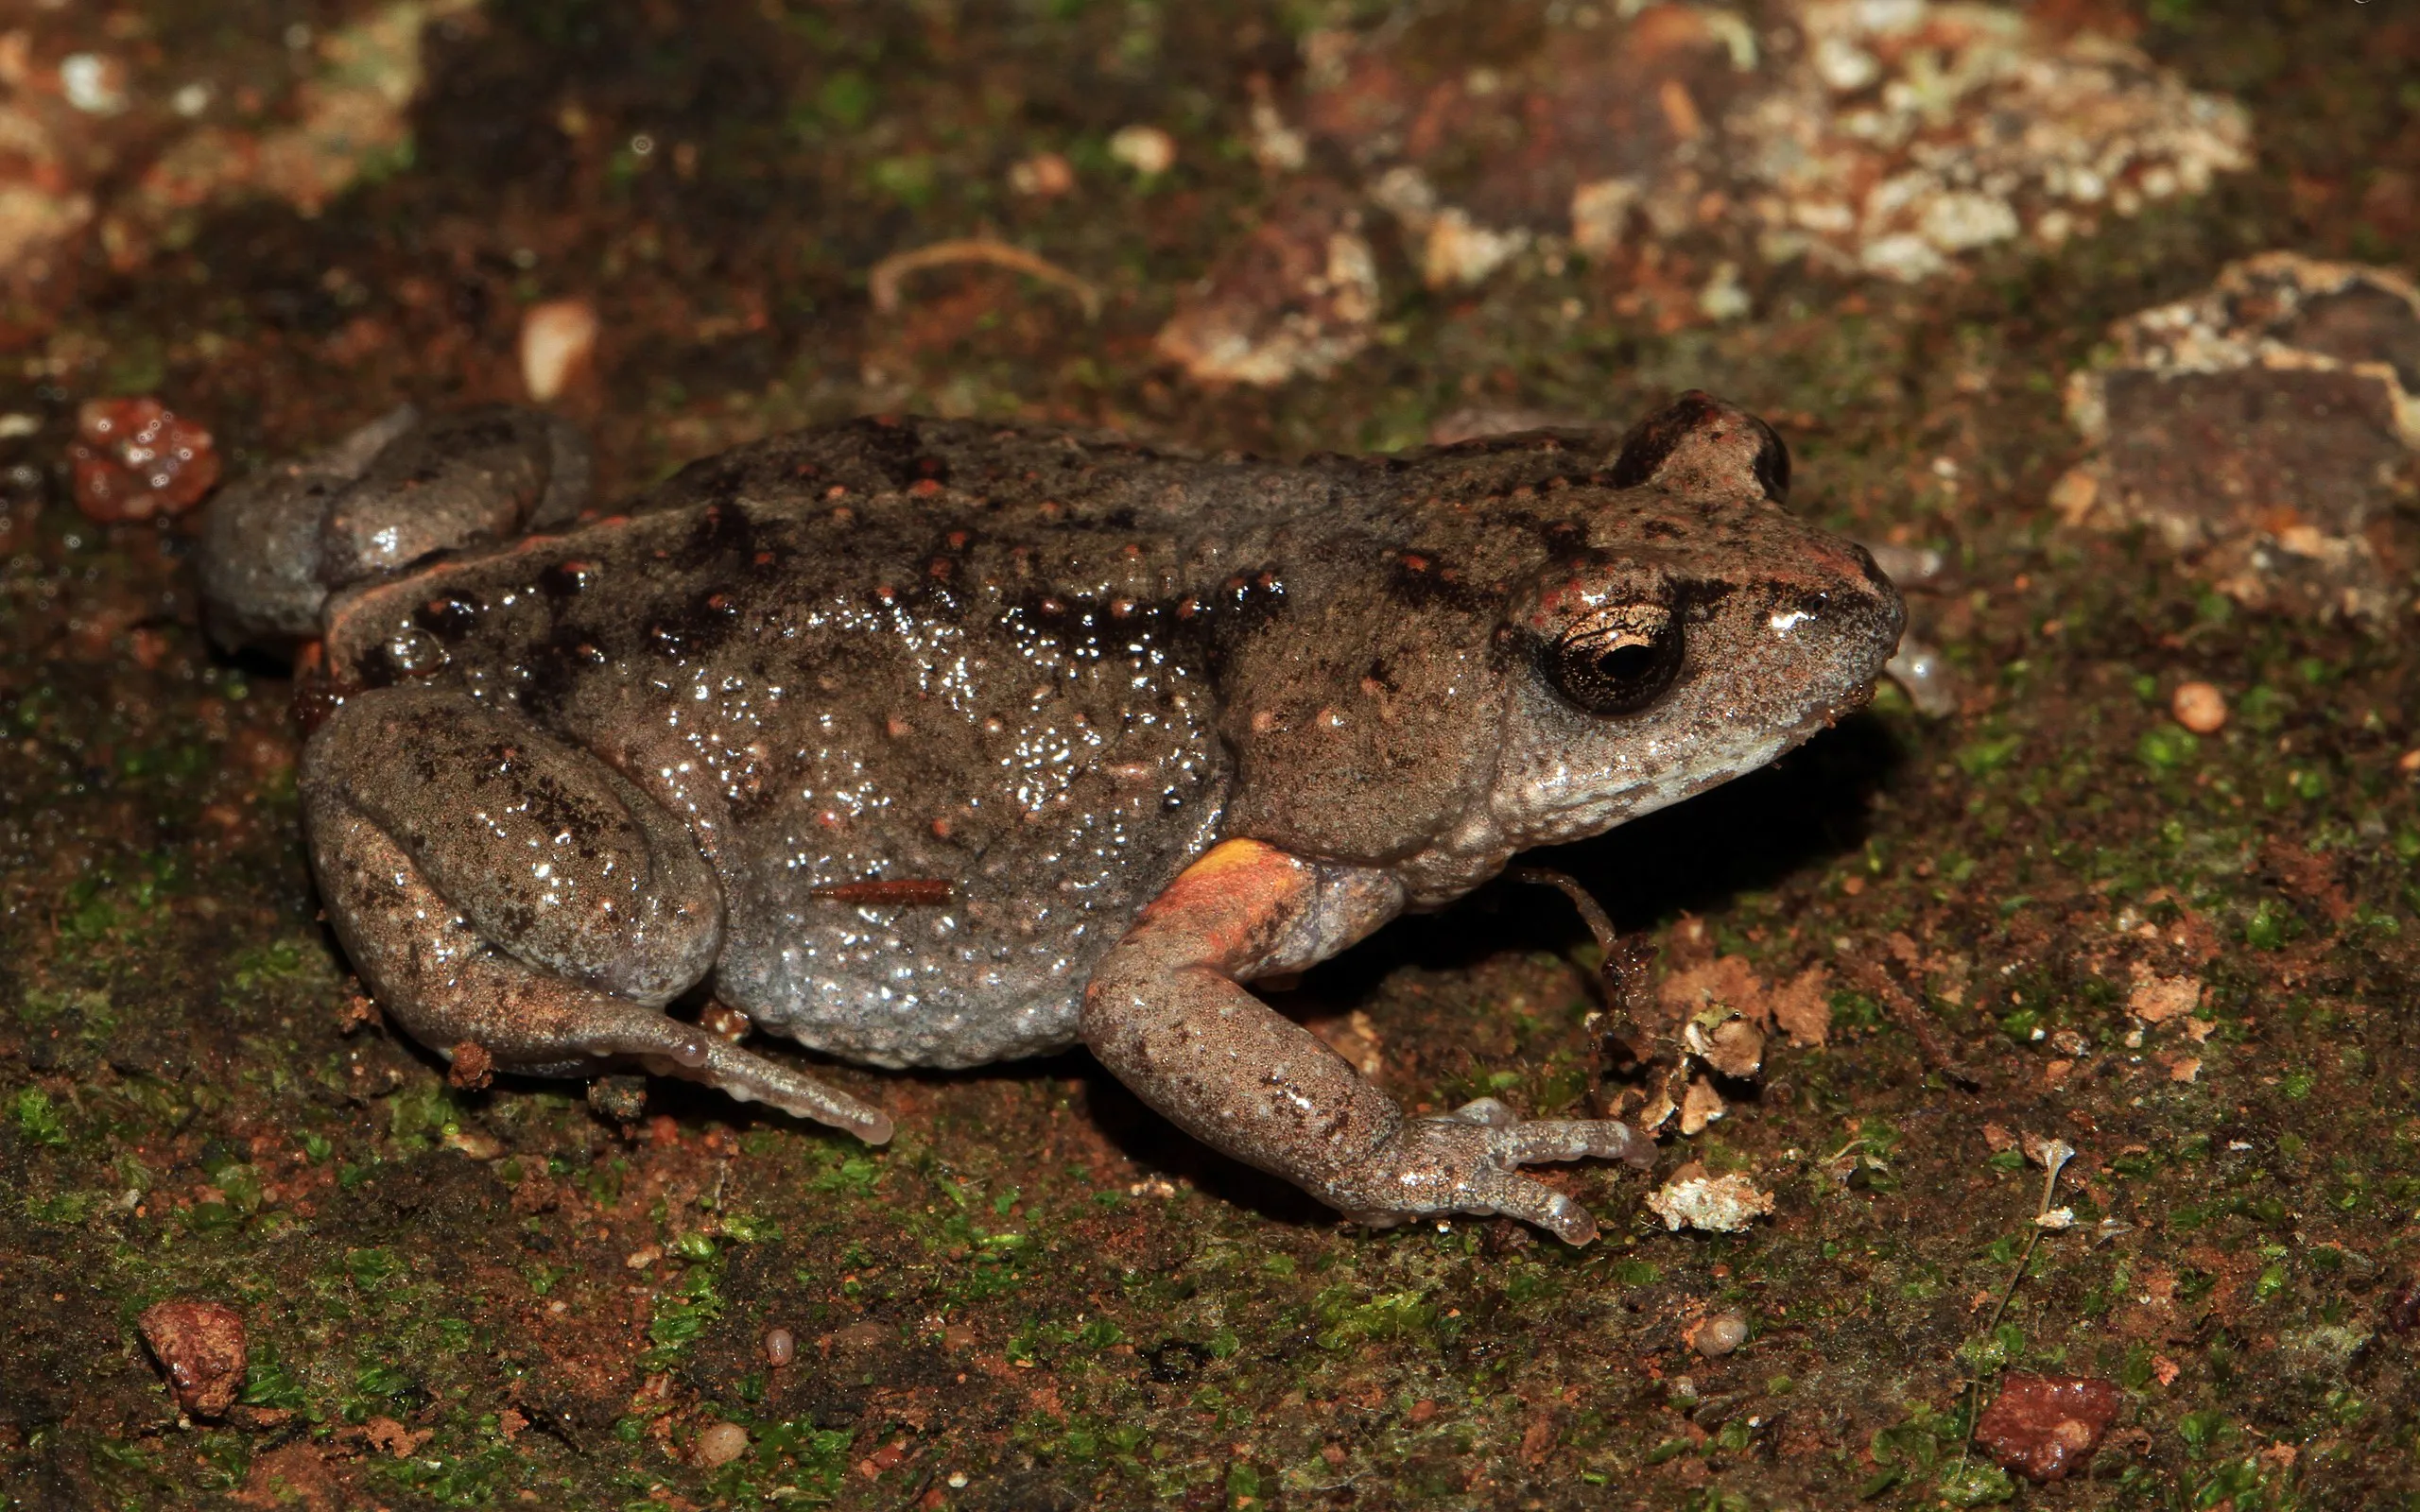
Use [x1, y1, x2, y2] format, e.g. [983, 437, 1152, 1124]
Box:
[869, 237, 1104, 319]
[1955, 1143, 2077, 1477]
[1510, 866, 1637, 997]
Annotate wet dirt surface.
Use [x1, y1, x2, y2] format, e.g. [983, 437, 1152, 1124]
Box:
[2, 2, 2416, 1508]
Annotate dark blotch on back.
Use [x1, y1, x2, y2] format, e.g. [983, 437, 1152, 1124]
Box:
[519, 628, 603, 721]
[414, 594, 479, 641]
[683, 503, 754, 564]
[539, 559, 593, 600]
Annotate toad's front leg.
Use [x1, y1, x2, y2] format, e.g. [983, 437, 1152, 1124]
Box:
[303, 684, 891, 1142]
[1083, 840, 1651, 1243]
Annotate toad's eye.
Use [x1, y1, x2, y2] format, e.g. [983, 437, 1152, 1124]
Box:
[1547, 602, 1684, 716]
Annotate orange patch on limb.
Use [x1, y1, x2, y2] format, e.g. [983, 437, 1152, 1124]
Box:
[1133, 839, 1310, 958]
[1177, 837, 1286, 883]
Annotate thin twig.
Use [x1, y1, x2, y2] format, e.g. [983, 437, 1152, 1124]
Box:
[1954, 1141, 2076, 1478]
[1510, 867, 1618, 948]
[1510, 866, 1654, 1004]
[869, 236, 1103, 320]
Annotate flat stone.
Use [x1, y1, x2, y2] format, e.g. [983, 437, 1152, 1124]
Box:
[2063, 252, 2420, 624]
[1975, 1372, 2122, 1484]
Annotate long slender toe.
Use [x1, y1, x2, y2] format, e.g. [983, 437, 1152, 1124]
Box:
[1473, 1170, 1599, 1246]
[690, 1037, 895, 1143]
[573, 1004, 893, 1142]
[1501, 1119, 1650, 1168]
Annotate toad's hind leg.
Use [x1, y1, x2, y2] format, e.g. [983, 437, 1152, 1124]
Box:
[302, 685, 891, 1142]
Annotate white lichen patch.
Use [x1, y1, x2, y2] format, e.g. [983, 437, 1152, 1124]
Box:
[1736, 2, 2251, 282]
[1291, 1, 2249, 298]
[1154, 189, 1380, 387]
[1647, 1172, 1776, 1233]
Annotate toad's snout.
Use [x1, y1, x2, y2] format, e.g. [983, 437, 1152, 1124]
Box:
[1830, 541, 1910, 684]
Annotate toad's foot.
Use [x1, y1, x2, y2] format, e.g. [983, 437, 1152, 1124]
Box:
[1328, 1098, 1651, 1245]
[1085, 840, 1651, 1245]
[304, 684, 890, 1143]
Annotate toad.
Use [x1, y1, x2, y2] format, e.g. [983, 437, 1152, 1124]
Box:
[199, 394, 1901, 1243]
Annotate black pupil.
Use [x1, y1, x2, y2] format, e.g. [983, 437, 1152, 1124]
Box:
[1592, 642, 1656, 685]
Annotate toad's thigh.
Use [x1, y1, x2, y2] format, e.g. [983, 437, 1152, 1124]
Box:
[302, 684, 721, 1005]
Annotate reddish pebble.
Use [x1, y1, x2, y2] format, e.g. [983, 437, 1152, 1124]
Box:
[694, 1420, 750, 1468]
[70, 398, 220, 523]
[1975, 1373, 2122, 1484]
[137, 1299, 248, 1418]
[764, 1326, 796, 1366]
[2170, 681, 2227, 734]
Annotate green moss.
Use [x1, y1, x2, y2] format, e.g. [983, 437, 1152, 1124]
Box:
[1311, 1286, 1440, 1349]
[2245, 899, 2300, 950]
[2137, 722, 2199, 773]
[238, 1349, 309, 1414]
[644, 1267, 725, 1364]
[815, 70, 875, 128]
[1936, 1462, 2015, 1506]
[12, 1087, 68, 1147]
[1957, 1322, 2025, 1373]
[1955, 734, 2024, 778]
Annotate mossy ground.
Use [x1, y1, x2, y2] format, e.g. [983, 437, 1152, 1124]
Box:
[3, 2, 2417, 1508]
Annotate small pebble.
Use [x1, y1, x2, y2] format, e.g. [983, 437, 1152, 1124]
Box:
[519, 298, 599, 404]
[2170, 680, 2227, 734]
[60, 54, 128, 115]
[442, 1126, 503, 1160]
[1009, 151, 1075, 198]
[1109, 124, 1175, 177]
[764, 1326, 795, 1366]
[1691, 1314, 1750, 1357]
[694, 1420, 750, 1469]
